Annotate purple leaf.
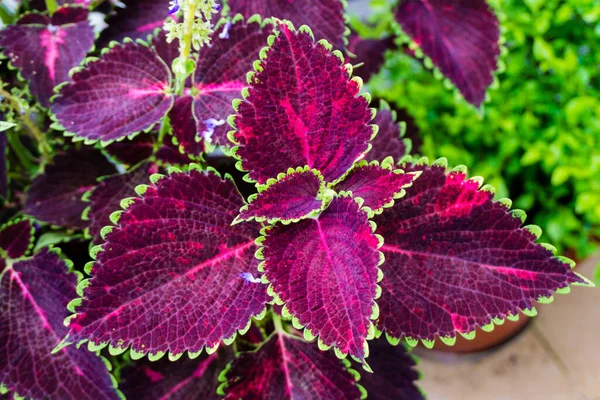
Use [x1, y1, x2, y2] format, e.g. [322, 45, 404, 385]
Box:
[347, 32, 396, 82]
[235, 166, 324, 224]
[24, 148, 117, 229]
[0, 6, 95, 107]
[103, 132, 191, 166]
[259, 196, 382, 361]
[373, 158, 592, 346]
[51, 41, 174, 144]
[154, 133, 194, 166]
[0, 248, 120, 400]
[62, 167, 268, 358]
[103, 134, 155, 165]
[394, 0, 500, 106]
[0, 219, 34, 259]
[85, 162, 155, 245]
[0, 130, 6, 199]
[227, 0, 348, 49]
[366, 100, 416, 163]
[333, 160, 416, 216]
[231, 23, 375, 184]
[120, 351, 230, 400]
[150, 30, 179, 75]
[219, 331, 363, 399]
[193, 18, 274, 147]
[169, 95, 203, 158]
[358, 340, 424, 400]
[99, 0, 172, 44]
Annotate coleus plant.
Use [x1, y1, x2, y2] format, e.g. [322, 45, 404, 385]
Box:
[0, 0, 594, 399]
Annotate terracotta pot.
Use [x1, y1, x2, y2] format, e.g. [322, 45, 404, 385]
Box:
[432, 312, 531, 353]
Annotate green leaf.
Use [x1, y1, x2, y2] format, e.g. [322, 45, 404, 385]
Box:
[0, 121, 16, 132]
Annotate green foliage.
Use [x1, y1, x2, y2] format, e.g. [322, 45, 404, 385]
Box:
[366, 0, 600, 257]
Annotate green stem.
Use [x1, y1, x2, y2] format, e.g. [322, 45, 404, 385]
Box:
[7, 130, 36, 171]
[0, 86, 51, 162]
[0, 86, 22, 114]
[181, 3, 196, 62]
[45, 0, 58, 15]
[0, 4, 13, 25]
[175, 2, 197, 94]
[158, 118, 170, 144]
[272, 312, 285, 335]
[23, 110, 52, 162]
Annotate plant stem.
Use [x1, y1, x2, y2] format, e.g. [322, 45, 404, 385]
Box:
[0, 86, 51, 162]
[0, 4, 13, 25]
[272, 312, 285, 335]
[45, 0, 58, 15]
[181, 2, 196, 62]
[6, 130, 36, 171]
[0, 86, 22, 114]
[175, 2, 197, 94]
[23, 110, 51, 161]
[158, 117, 170, 145]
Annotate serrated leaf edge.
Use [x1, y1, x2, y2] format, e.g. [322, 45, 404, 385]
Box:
[375, 155, 594, 349]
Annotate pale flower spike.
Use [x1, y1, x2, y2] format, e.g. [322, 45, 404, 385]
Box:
[163, 0, 220, 54]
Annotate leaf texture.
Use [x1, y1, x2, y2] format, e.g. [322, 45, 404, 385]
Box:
[0, 6, 95, 107]
[193, 17, 274, 147]
[24, 148, 117, 229]
[0, 249, 119, 400]
[220, 332, 363, 399]
[373, 158, 591, 345]
[236, 167, 323, 224]
[395, 0, 500, 106]
[260, 196, 381, 361]
[227, 0, 347, 49]
[51, 41, 173, 143]
[232, 23, 374, 184]
[63, 167, 268, 358]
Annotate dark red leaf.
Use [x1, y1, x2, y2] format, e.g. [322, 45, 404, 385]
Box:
[333, 160, 416, 216]
[0, 6, 95, 107]
[232, 23, 374, 184]
[366, 100, 416, 163]
[373, 158, 592, 346]
[0, 130, 6, 199]
[235, 167, 323, 224]
[219, 331, 363, 399]
[227, 0, 347, 49]
[120, 351, 231, 400]
[51, 41, 173, 144]
[85, 162, 155, 245]
[62, 167, 268, 358]
[24, 148, 117, 229]
[103, 132, 191, 166]
[154, 133, 194, 166]
[150, 30, 179, 77]
[0, 248, 120, 400]
[260, 196, 382, 361]
[347, 32, 396, 82]
[169, 95, 203, 158]
[193, 17, 274, 147]
[0, 219, 34, 259]
[358, 340, 424, 400]
[394, 0, 500, 106]
[104, 134, 155, 165]
[100, 0, 171, 44]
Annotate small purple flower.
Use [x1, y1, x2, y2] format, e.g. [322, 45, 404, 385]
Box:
[218, 21, 232, 39]
[168, 0, 179, 15]
[239, 272, 261, 284]
[200, 118, 225, 143]
[213, 3, 221, 11]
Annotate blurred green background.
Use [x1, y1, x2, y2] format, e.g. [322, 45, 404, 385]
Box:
[353, 0, 600, 259]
